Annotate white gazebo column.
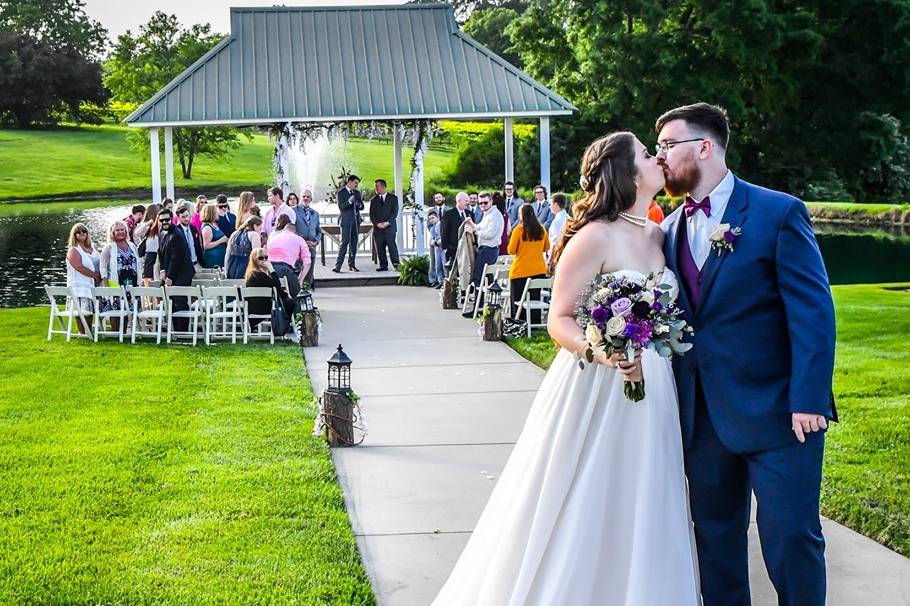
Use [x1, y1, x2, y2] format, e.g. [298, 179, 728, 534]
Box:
[504, 117, 514, 183]
[276, 123, 291, 196]
[149, 128, 162, 204]
[164, 126, 175, 201]
[539, 116, 551, 193]
[393, 125, 405, 251]
[413, 139, 427, 255]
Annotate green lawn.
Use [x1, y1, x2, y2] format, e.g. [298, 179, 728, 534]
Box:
[0, 308, 375, 604]
[507, 284, 910, 557]
[0, 124, 454, 202]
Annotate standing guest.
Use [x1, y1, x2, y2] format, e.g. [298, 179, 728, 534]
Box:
[504, 181, 524, 229]
[190, 195, 207, 231]
[267, 214, 311, 300]
[432, 191, 447, 219]
[426, 210, 445, 288]
[648, 198, 665, 223]
[140, 208, 169, 286]
[493, 192, 510, 255]
[507, 205, 549, 323]
[162, 197, 175, 212]
[531, 184, 555, 229]
[123, 204, 146, 242]
[468, 191, 481, 221]
[244, 247, 294, 330]
[262, 186, 296, 238]
[547, 192, 569, 258]
[441, 191, 473, 264]
[159, 204, 203, 330]
[100, 220, 141, 330]
[65, 222, 101, 335]
[200, 203, 229, 269]
[292, 189, 321, 288]
[177, 199, 195, 219]
[215, 194, 236, 238]
[225, 216, 263, 279]
[287, 192, 300, 207]
[369, 178, 400, 271]
[333, 174, 364, 273]
[133, 203, 162, 245]
[462, 191, 504, 316]
[236, 191, 257, 230]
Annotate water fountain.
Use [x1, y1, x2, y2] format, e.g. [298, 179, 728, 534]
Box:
[287, 130, 348, 214]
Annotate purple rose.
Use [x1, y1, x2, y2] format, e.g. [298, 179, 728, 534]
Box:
[724, 229, 737, 244]
[591, 305, 609, 325]
[610, 297, 633, 318]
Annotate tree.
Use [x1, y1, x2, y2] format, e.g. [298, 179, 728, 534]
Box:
[104, 12, 250, 179]
[0, 0, 107, 59]
[0, 30, 107, 127]
[463, 7, 523, 68]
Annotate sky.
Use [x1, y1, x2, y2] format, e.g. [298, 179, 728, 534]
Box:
[84, 0, 403, 40]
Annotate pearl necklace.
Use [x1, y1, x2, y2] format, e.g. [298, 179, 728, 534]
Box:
[617, 211, 648, 228]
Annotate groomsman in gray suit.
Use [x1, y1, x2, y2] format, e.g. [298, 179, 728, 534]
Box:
[504, 181, 524, 229]
[293, 189, 321, 287]
[333, 175, 364, 273]
[531, 184, 555, 229]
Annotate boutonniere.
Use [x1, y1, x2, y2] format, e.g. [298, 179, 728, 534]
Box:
[709, 223, 742, 256]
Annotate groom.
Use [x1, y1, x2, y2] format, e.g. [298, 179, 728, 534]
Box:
[658, 103, 836, 606]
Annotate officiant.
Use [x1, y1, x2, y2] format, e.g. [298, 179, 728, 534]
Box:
[333, 174, 364, 273]
[369, 178, 400, 271]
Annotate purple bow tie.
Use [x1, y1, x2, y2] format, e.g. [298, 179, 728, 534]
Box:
[684, 195, 711, 218]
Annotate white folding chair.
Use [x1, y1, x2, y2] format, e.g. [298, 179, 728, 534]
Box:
[44, 285, 91, 341]
[220, 279, 245, 287]
[91, 286, 128, 342]
[240, 286, 275, 345]
[131, 286, 166, 344]
[496, 255, 514, 266]
[471, 263, 507, 319]
[203, 286, 241, 344]
[191, 279, 218, 288]
[164, 285, 203, 345]
[517, 277, 552, 336]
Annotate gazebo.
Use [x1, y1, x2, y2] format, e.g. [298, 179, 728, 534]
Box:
[125, 3, 575, 253]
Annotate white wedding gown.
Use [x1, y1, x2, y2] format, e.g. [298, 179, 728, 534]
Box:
[432, 269, 701, 606]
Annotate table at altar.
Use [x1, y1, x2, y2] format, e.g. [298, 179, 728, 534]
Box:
[319, 224, 375, 266]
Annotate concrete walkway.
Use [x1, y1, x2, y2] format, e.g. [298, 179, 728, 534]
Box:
[304, 285, 910, 606]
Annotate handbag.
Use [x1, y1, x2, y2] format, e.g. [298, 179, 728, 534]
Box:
[270, 292, 291, 336]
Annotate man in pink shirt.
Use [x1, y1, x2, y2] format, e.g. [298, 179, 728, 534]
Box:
[266, 214, 311, 300]
[262, 187, 296, 237]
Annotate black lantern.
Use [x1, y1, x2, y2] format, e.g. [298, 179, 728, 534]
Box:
[327, 344, 353, 393]
[299, 289, 316, 312]
[486, 281, 503, 309]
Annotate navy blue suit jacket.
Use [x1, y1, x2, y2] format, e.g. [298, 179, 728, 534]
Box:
[662, 175, 836, 453]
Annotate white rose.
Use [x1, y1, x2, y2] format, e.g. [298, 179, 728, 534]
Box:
[653, 323, 669, 335]
[709, 223, 730, 242]
[605, 316, 626, 337]
[585, 323, 604, 346]
[640, 290, 655, 305]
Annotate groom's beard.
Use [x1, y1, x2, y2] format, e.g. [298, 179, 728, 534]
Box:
[662, 161, 701, 198]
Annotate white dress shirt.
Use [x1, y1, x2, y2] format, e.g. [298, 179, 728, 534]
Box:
[474, 208, 505, 248]
[548, 209, 568, 249]
[687, 170, 734, 269]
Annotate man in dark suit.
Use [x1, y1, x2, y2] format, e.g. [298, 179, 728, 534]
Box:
[369, 178, 400, 271]
[215, 194, 236, 237]
[158, 206, 204, 330]
[333, 174, 364, 273]
[440, 191, 474, 264]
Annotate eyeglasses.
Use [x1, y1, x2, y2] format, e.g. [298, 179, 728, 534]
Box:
[217, 205, 229, 209]
[158, 218, 171, 224]
[260, 255, 269, 261]
[75, 230, 87, 235]
[655, 138, 705, 154]
[479, 200, 492, 206]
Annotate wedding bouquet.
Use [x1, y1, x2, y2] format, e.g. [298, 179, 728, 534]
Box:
[575, 272, 693, 402]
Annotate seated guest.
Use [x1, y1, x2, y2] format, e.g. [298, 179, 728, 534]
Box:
[648, 198, 665, 223]
[462, 192, 504, 317]
[292, 189, 321, 288]
[266, 214, 311, 300]
[123, 204, 145, 242]
[225, 216, 263, 279]
[216, 194, 236, 238]
[426, 210, 445, 288]
[200, 203, 229, 269]
[133, 203, 162, 245]
[65, 222, 101, 335]
[547, 193, 569, 259]
[243, 247, 294, 330]
[190, 195, 207, 231]
[508, 205, 549, 323]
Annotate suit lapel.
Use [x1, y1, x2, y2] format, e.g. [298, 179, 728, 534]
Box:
[696, 177, 749, 316]
[663, 208, 693, 316]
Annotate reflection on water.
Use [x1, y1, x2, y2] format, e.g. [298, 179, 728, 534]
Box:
[0, 203, 909, 308]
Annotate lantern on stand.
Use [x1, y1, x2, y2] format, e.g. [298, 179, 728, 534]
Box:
[482, 281, 504, 341]
[320, 344, 359, 447]
[297, 288, 319, 347]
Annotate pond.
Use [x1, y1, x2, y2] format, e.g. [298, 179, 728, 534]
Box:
[0, 201, 909, 309]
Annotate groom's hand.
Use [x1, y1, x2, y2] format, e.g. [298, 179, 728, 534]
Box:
[792, 413, 828, 443]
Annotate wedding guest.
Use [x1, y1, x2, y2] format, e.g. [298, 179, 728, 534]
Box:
[493, 191, 510, 255]
[140, 208, 169, 286]
[441, 192, 473, 264]
[133, 203, 162, 245]
[225, 216, 263, 279]
[333, 174, 364, 273]
[370, 178, 400, 271]
[504, 181, 524, 229]
[433, 191, 447, 218]
[462, 191, 504, 316]
[547, 193, 569, 258]
[236, 191, 257, 229]
[468, 191, 481, 221]
[123, 204, 145, 241]
[162, 197, 175, 212]
[200, 203, 228, 269]
[262, 187, 296, 237]
[177, 199, 194, 218]
[215, 194, 236, 238]
[100, 220, 141, 330]
[158, 205, 203, 330]
[508, 204, 549, 323]
[292, 189, 321, 287]
[267, 214, 311, 300]
[287, 192, 300, 207]
[190, 195, 207, 231]
[648, 198, 665, 223]
[531, 185, 555, 229]
[243, 247, 294, 330]
[427, 210, 445, 288]
[65, 222, 101, 335]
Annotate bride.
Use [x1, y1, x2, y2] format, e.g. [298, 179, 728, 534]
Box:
[431, 132, 701, 605]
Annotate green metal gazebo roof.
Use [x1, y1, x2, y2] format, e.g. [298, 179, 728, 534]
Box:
[124, 4, 575, 127]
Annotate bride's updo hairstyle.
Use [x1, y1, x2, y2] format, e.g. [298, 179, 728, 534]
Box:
[548, 132, 638, 272]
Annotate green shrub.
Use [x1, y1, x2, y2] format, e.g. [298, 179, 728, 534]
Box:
[397, 255, 430, 286]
